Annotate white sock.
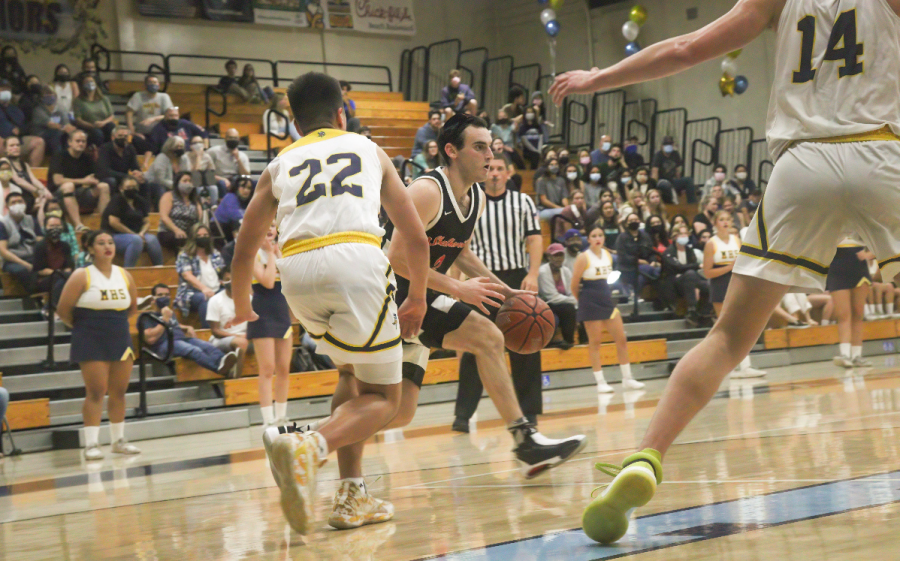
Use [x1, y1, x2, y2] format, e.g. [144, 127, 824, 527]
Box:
[274, 401, 287, 421]
[620, 363, 633, 380]
[307, 417, 329, 431]
[887, 303, 895, 315]
[593, 370, 607, 384]
[310, 431, 329, 458]
[109, 422, 125, 443]
[738, 356, 751, 370]
[821, 319, 831, 325]
[851, 345, 862, 359]
[343, 477, 366, 492]
[876, 304, 885, 315]
[865, 304, 873, 316]
[84, 425, 100, 448]
[840, 342, 851, 358]
[260, 405, 275, 425]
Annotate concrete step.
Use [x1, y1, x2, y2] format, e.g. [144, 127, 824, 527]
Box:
[0, 298, 25, 312]
[0, 320, 67, 340]
[0, 309, 42, 324]
[3, 365, 142, 394]
[0, 343, 71, 367]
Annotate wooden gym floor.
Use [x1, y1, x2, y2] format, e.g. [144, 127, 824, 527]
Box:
[1, 357, 899, 560]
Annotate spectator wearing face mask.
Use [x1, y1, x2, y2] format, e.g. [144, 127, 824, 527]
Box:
[584, 165, 605, 207]
[563, 163, 583, 196]
[440, 70, 477, 116]
[651, 136, 696, 203]
[535, 157, 568, 221]
[157, 171, 203, 252]
[518, 106, 543, 169]
[1, 79, 46, 167]
[728, 164, 756, 199]
[175, 223, 224, 327]
[600, 143, 629, 184]
[0, 191, 40, 290]
[615, 212, 660, 319]
[31, 213, 73, 312]
[215, 176, 253, 241]
[101, 176, 163, 267]
[38, 199, 85, 267]
[617, 169, 634, 202]
[562, 229, 583, 272]
[98, 125, 146, 193]
[73, 74, 116, 146]
[146, 136, 191, 201]
[208, 128, 251, 192]
[126, 74, 172, 157]
[206, 269, 250, 370]
[623, 136, 645, 169]
[148, 107, 206, 155]
[538, 243, 578, 350]
[631, 166, 656, 196]
[693, 195, 720, 235]
[186, 135, 220, 205]
[27, 85, 75, 156]
[701, 163, 742, 201]
[645, 214, 670, 254]
[51, 64, 78, 117]
[590, 134, 613, 166]
[739, 188, 762, 227]
[659, 224, 711, 326]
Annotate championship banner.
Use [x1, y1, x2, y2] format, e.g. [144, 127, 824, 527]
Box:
[252, 0, 324, 28]
[0, 0, 83, 43]
[136, 0, 200, 18]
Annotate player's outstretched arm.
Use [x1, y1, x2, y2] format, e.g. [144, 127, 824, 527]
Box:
[231, 168, 278, 325]
[549, 0, 784, 104]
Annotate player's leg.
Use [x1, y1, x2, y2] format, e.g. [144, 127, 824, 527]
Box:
[603, 314, 642, 390]
[849, 284, 871, 366]
[832, 289, 853, 365]
[583, 320, 613, 393]
[253, 337, 277, 426]
[272, 336, 292, 423]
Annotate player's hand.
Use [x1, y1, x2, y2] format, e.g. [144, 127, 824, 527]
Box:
[230, 300, 259, 326]
[549, 69, 600, 106]
[520, 273, 539, 293]
[396, 296, 426, 340]
[455, 277, 506, 314]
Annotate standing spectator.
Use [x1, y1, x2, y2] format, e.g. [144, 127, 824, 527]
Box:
[101, 176, 163, 267]
[73, 74, 116, 146]
[27, 85, 75, 156]
[651, 135, 696, 203]
[518, 106, 543, 169]
[535, 157, 568, 221]
[538, 243, 578, 350]
[439, 70, 477, 116]
[175, 223, 224, 327]
[615, 212, 660, 319]
[48, 130, 110, 230]
[4, 138, 49, 210]
[56, 231, 140, 461]
[660, 224, 711, 325]
[51, 64, 78, 118]
[412, 110, 442, 157]
[0, 191, 40, 290]
[217, 60, 256, 103]
[827, 238, 873, 368]
[455, 152, 544, 430]
[215, 176, 252, 241]
[339, 81, 361, 133]
[590, 134, 612, 166]
[157, 171, 203, 252]
[31, 213, 74, 312]
[206, 269, 250, 376]
[208, 128, 250, 190]
[693, 195, 719, 235]
[98, 125, 146, 192]
[0, 79, 45, 166]
[146, 136, 191, 205]
[148, 107, 206, 155]
[412, 140, 440, 179]
[125, 74, 173, 157]
[187, 135, 220, 204]
[623, 136, 645, 168]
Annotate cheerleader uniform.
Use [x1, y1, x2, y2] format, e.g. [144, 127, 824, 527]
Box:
[709, 233, 741, 303]
[70, 265, 134, 363]
[246, 249, 292, 340]
[576, 248, 619, 322]
[826, 237, 871, 292]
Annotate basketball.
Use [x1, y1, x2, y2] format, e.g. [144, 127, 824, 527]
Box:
[495, 294, 556, 354]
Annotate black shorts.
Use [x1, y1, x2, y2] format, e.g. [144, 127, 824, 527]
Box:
[75, 187, 98, 214]
[405, 289, 472, 349]
[826, 247, 871, 292]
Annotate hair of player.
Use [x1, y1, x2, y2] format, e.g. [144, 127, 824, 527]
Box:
[287, 72, 344, 135]
[438, 112, 488, 166]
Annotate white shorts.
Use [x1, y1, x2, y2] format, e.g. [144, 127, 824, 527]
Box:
[277, 243, 402, 377]
[736, 141, 900, 292]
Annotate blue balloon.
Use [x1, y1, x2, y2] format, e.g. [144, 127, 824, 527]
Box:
[545, 19, 560, 37]
[625, 41, 641, 56]
[734, 75, 749, 94]
[538, 0, 549, 3]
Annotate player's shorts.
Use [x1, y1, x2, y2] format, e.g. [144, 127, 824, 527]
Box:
[735, 140, 900, 292]
[278, 243, 402, 377]
[825, 247, 872, 292]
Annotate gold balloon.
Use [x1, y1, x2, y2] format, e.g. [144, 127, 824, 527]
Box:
[550, 0, 564, 11]
[727, 48, 743, 59]
[719, 73, 736, 97]
[630, 5, 648, 26]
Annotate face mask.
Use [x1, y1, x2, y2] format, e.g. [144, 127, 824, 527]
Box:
[735, 172, 747, 180]
[8, 203, 26, 217]
[589, 173, 601, 183]
[567, 243, 581, 254]
[191, 142, 204, 152]
[178, 182, 194, 195]
[558, 155, 569, 165]
[0, 91, 11, 103]
[47, 228, 63, 241]
[123, 189, 137, 199]
[155, 296, 170, 309]
[637, 174, 648, 184]
[147, 83, 159, 94]
[602, 142, 611, 152]
[566, 172, 578, 181]
[627, 222, 640, 232]
[649, 224, 664, 234]
[525, 113, 535, 121]
[547, 166, 559, 175]
[622, 176, 632, 185]
[0, 170, 12, 182]
[663, 145, 674, 154]
[55, 73, 69, 82]
[43, 95, 56, 106]
[625, 145, 638, 154]
[676, 236, 690, 246]
[29, 84, 42, 94]
[196, 236, 211, 249]
[714, 172, 726, 182]
[497, 118, 510, 125]
[166, 119, 179, 128]
[747, 199, 759, 209]
[114, 137, 128, 148]
[580, 157, 591, 166]
[225, 139, 239, 150]
[84, 82, 96, 92]
[173, 148, 186, 158]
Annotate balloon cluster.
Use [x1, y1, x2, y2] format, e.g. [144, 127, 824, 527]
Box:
[538, 0, 563, 38]
[719, 49, 749, 96]
[621, 5, 647, 56]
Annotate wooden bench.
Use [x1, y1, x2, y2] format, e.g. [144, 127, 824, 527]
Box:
[6, 398, 51, 429]
[0, 272, 29, 297]
[220, 122, 263, 137]
[128, 266, 179, 287]
[764, 319, 899, 349]
[248, 134, 292, 152]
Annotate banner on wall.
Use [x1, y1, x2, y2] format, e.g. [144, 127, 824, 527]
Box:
[136, 0, 200, 18]
[0, 0, 83, 43]
[202, 0, 254, 22]
[252, 0, 414, 35]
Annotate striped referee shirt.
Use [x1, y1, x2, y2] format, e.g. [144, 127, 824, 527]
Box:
[470, 187, 542, 272]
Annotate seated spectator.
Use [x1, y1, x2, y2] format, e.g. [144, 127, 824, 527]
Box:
[644, 189, 669, 229]
[32, 213, 74, 312]
[215, 176, 252, 241]
[358, 126, 372, 140]
[562, 229, 583, 272]
[238, 64, 271, 103]
[728, 163, 756, 199]
[0, 191, 40, 291]
[590, 135, 612, 166]
[651, 136, 696, 203]
[148, 107, 206, 155]
[206, 269, 250, 375]
[490, 109, 525, 169]
[339, 81, 361, 133]
[98, 125, 146, 192]
[4, 138, 49, 211]
[518, 106, 543, 169]
[74, 58, 101, 91]
[595, 200, 622, 250]
[693, 195, 719, 235]
[535, 158, 568, 221]
[584, 165, 604, 207]
[488, 138, 522, 191]
[262, 92, 293, 140]
[631, 165, 656, 196]
[208, 129, 251, 190]
[555, 189, 598, 241]
[695, 229, 712, 254]
[440, 70, 477, 117]
[412, 110, 442, 157]
[531, 90, 549, 125]
[146, 136, 191, 205]
[158, 171, 203, 252]
[576, 150, 593, 177]
[701, 163, 742, 201]
[557, 148, 571, 168]
[740, 188, 762, 227]
[645, 214, 670, 254]
[101, 176, 163, 267]
[599, 143, 629, 184]
[175, 223, 224, 327]
[27, 85, 75, 156]
[51, 64, 78, 118]
[538, 243, 578, 349]
[0, 47, 28, 94]
[563, 163, 583, 196]
[619, 189, 646, 224]
[776, 293, 822, 328]
[220, 219, 239, 268]
[126, 74, 173, 157]
[623, 136, 645, 169]
[501, 85, 527, 125]
[187, 136, 220, 205]
[618, 169, 634, 199]
[722, 195, 745, 229]
[217, 60, 258, 103]
[48, 129, 110, 230]
[615, 212, 661, 319]
[668, 214, 690, 240]
[660, 224, 711, 325]
[140, 284, 238, 377]
[18, 75, 43, 123]
[0, 158, 23, 214]
[532, 148, 557, 186]
[0, 78, 45, 166]
[412, 140, 441, 179]
[38, 200, 85, 267]
[73, 74, 116, 146]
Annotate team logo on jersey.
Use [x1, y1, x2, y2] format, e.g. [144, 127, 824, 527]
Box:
[318, 131, 326, 137]
[432, 255, 446, 270]
[429, 236, 465, 248]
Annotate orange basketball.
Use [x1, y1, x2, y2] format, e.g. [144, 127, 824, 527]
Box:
[495, 294, 556, 354]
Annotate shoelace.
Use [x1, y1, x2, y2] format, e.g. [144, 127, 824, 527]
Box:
[334, 486, 362, 518]
[590, 462, 622, 498]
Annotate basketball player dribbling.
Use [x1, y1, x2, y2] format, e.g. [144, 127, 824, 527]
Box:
[230, 72, 430, 535]
[551, 0, 900, 544]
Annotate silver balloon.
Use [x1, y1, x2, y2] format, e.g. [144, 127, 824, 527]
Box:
[622, 20, 640, 42]
[540, 8, 556, 25]
[721, 57, 738, 77]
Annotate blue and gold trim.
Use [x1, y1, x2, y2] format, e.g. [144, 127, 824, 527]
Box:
[277, 128, 350, 156]
[739, 197, 829, 276]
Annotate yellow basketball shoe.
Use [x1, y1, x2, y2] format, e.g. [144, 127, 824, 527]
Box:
[328, 481, 395, 530]
[582, 448, 663, 544]
[270, 431, 322, 535]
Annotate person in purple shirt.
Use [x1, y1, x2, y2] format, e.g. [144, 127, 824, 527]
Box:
[440, 70, 477, 117]
[148, 106, 206, 155]
[214, 176, 253, 242]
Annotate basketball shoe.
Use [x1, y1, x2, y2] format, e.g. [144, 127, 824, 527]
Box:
[511, 422, 587, 479]
[269, 432, 323, 534]
[328, 481, 394, 529]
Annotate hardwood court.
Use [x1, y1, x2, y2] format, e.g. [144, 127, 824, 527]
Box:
[1, 358, 899, 560]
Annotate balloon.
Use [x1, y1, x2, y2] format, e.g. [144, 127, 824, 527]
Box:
[630, 5, 648, 26]
[622, 21, 640, 42]
[727, 48, 743, 59]
[734, 75, 749, 94]
[537, 0, 548, 4]
[550, 0, 564, 10]
[625, 41, 642, 56]
[719, 74, 736, 97]
[545, 19, 560, 37]
[721, 57, 738, 76]
[540, 8, 556, 25]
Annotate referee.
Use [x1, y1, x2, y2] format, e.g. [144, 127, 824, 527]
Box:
[453, 151, 544, 432]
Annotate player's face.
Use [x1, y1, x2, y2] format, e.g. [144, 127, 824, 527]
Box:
[458, 126, 492, 182]
[488, 158, 508, 185]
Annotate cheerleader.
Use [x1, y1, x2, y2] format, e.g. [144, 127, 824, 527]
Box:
[703, 210, 766, 378]
[827, 237, 874, 368]
[56, 231, 140, 460]
[247, 222, 293, 427]
[571, 225, 644, 393]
